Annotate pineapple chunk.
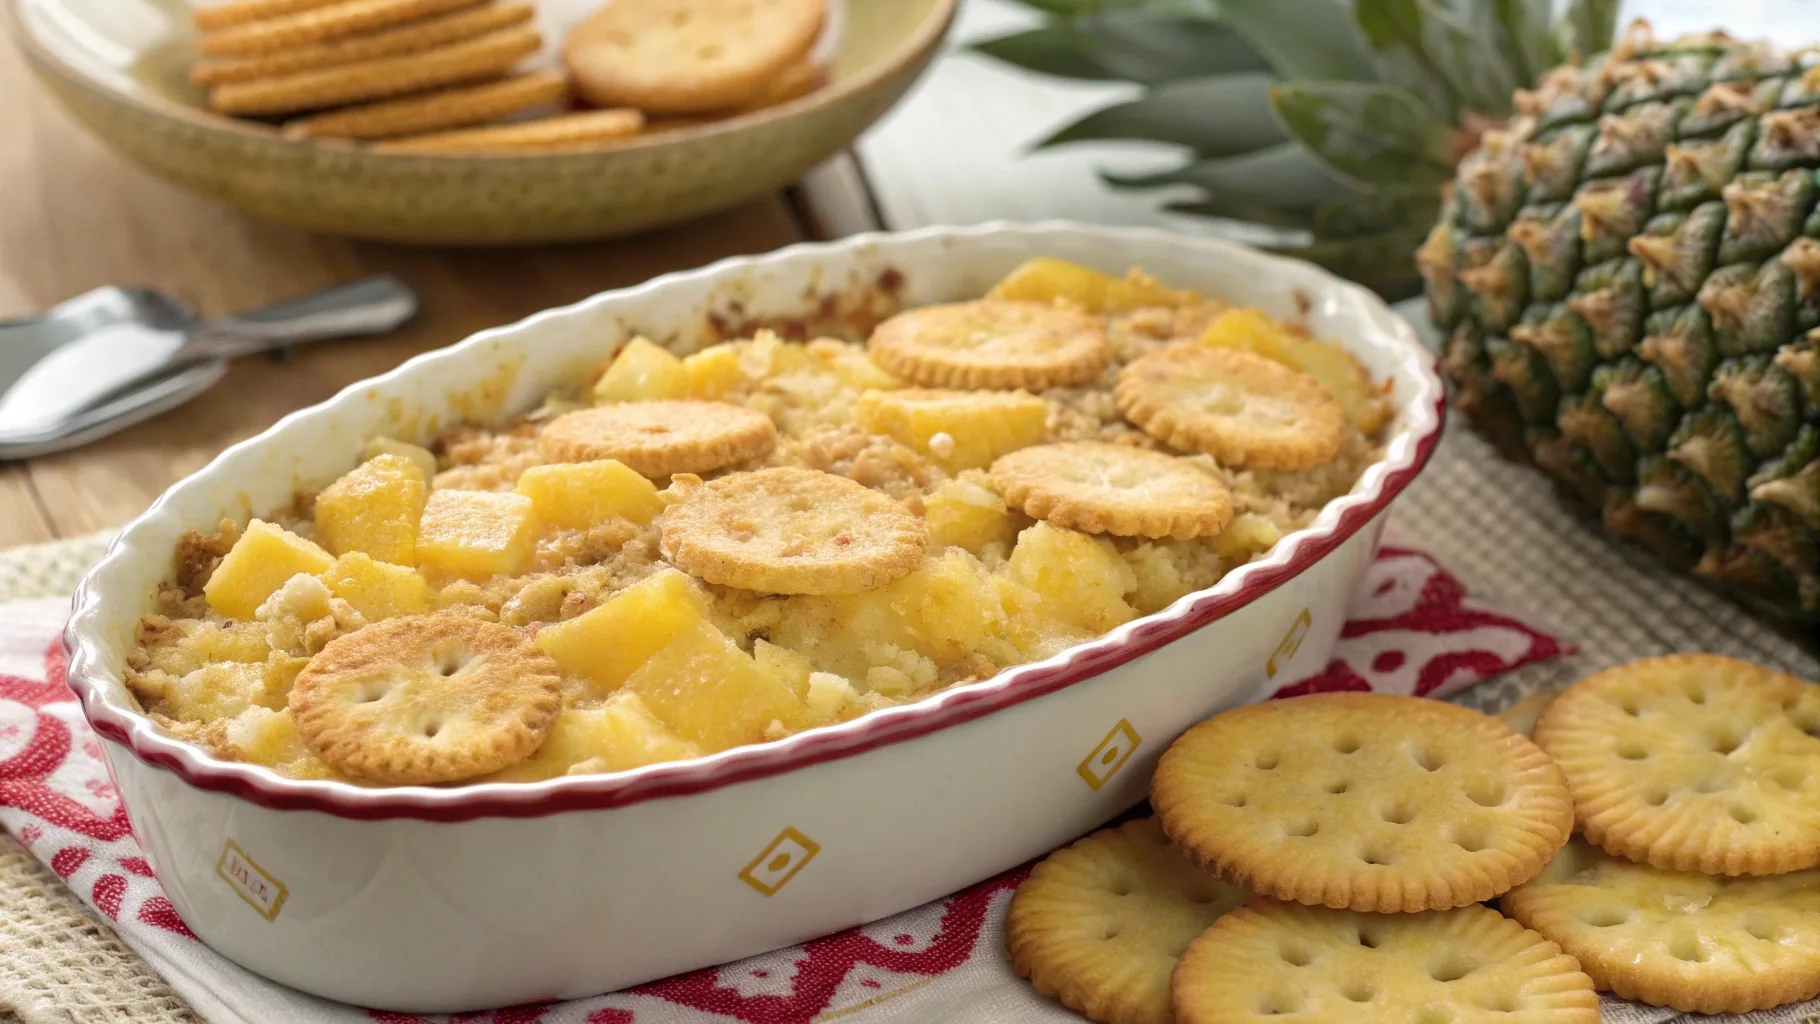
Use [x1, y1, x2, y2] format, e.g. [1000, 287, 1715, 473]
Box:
[623, 619, 808, 752]
[1199, 308, 1387, 432]
[593, 337, 689, 402]
[313, 454, 427, 565]
[808, 342, 903, 391]
[988, 257, 1200, 313]
[363, 436, 438, 483]
[1210, 511, 1284, 562]
[203, 519, 335, 621]
[515, 459, 663, 529]
[926, 475, 1020, 553]
[414, 489, 538, 578]
[752, 639, 812, 700]
[1008, 522, 1137, 634]
[221, 706, 339, 780]
[681, 344, 745, 399]
[319, 552, 430, 621]
[488, 692, 702, 781]
[854, 388, 1048, 473]
[165, 661, 273, 723]
[534, 568, 707, 697]
[886, 550, 1009, 662]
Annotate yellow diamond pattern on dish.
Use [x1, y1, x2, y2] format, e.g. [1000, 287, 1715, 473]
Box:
[623, 618, 809, 753]
[534, 567, 707, 698]
[987, 257, 1201, 313]
[594, 337, 689, 402]
[515, 459, 663, 529]
[319, 552, 430, 621]
[854, 388, 1047, 473]
[313, 453, 427, 565]
[414, 489, 538, 578]
[203, 519, 336, 621]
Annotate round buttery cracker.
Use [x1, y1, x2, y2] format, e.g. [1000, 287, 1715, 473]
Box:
[992, 442, 1233, 540]
[1534, 653, 1820, 876]
[290, 614, 561, 785]
[1008, 818, 1248, 1024]
[868, 300, 1112, 391]
[541, 401, 776, 479]
[1172, 900, 1598, 1023]
[562, 0, 826, 115]
[1152, 693, 1573, 912]
[660, 467, 927, 595]
[1503, 837, 1820, 1014]
[1116, 344, 1348, 470]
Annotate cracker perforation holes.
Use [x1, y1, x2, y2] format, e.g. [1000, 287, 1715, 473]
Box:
[1774, 768, 1806, 789]
[1710, 730, 1742, 755]
[1452, 826, 1487, 853]
[1429, 958, 1476, 982]
[1101, 925, 1122, 941]
[1670, 935, 1709, 962]
[1730, 804, 1758, 824]
[1340, 980, 1374, 1003]
[1326, 779, 1351, 795]
[1747, 919, 1783, 942]
[1285, 819, 1319, 837]
[1360, 844, 1394, 866]
[1466, 778, 1508, 807]
[1646, 787, 1670, 806]
[1579, 907, 1627, 927]
[1258, 991, 1301, 1015]
[1413, 748, 1445, 772]
[1684, 682, 1707, 705]
[1478, 993, 1519, 1012]
[1110, 879, 1133, 897]
[1379, 802, 1416, 825]
[1255, 752, 1280, 770]
[1333, 735, 1361, 754]
[1692, 776, 1726, 794]
[1279, 944, 1313, 967]
[1223, 793, 1249, 808]
[355, 682, 390, 704]
[1356, 928, 1380, 948]
[1616, 739, 1649, 760]
[1614, 695, 1642, 716]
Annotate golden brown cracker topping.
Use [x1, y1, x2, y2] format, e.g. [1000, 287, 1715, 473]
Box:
[562, 0, 826, 115]
[868, 300, 1113, 391]
[1152, 692, 1573, 912]
[289, 614, 561, 785]
[660, 467, 926, 594]
[992, 442, 1233, 540]
[540, 400, 776, 479]
[1116, 345, 1347, 470]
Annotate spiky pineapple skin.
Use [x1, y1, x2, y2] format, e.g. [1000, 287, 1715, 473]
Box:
[1423, 24, 1820, 624]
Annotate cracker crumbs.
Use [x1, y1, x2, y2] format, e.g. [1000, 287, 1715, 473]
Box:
[129, 257, 1392, 786]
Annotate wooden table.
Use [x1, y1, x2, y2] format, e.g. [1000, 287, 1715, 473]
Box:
[0, 15, 824, 549]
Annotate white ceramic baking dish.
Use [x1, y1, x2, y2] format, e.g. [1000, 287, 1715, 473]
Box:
[66, 223, 1444, 1013]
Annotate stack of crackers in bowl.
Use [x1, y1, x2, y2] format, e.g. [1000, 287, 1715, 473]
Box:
[1008, 653, 1820, 1022]
[186, 0, 828, 154]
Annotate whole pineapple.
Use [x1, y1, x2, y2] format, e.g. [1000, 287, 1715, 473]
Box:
[1423, 23, 1820, 625]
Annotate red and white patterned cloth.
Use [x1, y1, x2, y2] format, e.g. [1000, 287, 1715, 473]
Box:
[0, 542, 1567, 1024]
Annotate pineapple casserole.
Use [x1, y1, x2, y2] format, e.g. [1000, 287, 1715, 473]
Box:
[126, 258, 1391, 787]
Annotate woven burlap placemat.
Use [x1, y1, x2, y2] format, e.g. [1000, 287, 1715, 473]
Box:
[0, 426, 1814, 1023]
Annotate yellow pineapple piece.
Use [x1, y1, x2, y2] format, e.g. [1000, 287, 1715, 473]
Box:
[1008, 522, 1137, 634]
[622, 618, 808, 753]
[808, 341, 903, 391]
[313, 454, 427, 565]
[926, 475, 1020, 553]
[203, 519, 335, 621]
[222, 706, 340, 780]
[534, 568, 707, 697]
[488, 692, 702, 781]
[803, 670, 860, 726]
[319, 552, 430, 621]
[515, 459, 663, 529]
[165, 660, 281, 723]
[681, 344, 745, 399]
[414, 489, 538, 578]
[593, 337, 689, 402]
[885, 550, 1008, 663]
[854, 388, 1047, 473]
[752, 639, 812, 700]
[738, 331, 812, 379]
[988, 257, 1200, 313]
[1210, 511, 1284, 562]
[363, 436, 438, 483]
[1198, 308, 1388, 432]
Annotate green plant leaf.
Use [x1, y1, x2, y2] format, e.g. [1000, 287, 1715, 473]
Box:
[1213, 0, 1378, 81]
[969, 27, 1114, 80]
[1350, 0, 1459, 119]
[1007, 0, 1223, 15]
[1037, 74, 1286, 156]
[1556, 0, 1622, 61]
[1074, 12, 1272, 82]
[1267, 82, 1455, 189]
[1417, 1, 1521, 115]
[1104, 143, 1355, 212]
[1490, 0, 1558, 83]
[1309, 187, 1440, 238]
[1267, 223, 1433, 298]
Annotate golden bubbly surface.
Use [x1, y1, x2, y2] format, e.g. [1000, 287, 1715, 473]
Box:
[125, 261, 1390, 786]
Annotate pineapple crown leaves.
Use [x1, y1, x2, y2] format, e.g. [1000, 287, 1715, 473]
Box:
[972, 0, 1623, 295]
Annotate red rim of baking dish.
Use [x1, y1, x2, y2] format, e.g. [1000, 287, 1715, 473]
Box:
[62, 223, 1447, 821]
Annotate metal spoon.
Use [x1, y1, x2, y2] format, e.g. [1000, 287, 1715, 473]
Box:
[0, 276, 418, 459]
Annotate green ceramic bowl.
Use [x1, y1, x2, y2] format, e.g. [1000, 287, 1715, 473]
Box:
[9, 0, 954, 244]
